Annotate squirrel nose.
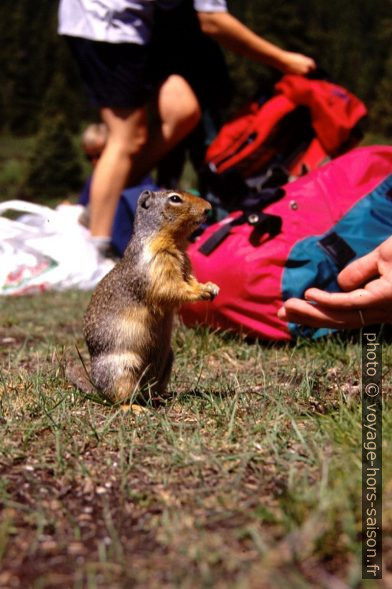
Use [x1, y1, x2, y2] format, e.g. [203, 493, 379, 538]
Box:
[203, 208, 210, 216]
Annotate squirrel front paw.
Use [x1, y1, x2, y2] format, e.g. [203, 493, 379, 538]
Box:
[200, 281, 220, 301]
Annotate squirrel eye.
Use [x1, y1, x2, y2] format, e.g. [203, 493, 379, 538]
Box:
[168, 193, 183, 204]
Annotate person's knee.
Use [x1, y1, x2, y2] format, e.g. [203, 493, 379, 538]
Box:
[127, 123, 149, 155]
[159, 75, 201, 139]
[181, 97, 201, 132]
[106, 129, 148, 159]
[102, 106, 149, 157]
[174, 80, 201, 126]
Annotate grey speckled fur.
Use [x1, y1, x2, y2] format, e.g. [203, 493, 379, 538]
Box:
[81, 189, 218, 403]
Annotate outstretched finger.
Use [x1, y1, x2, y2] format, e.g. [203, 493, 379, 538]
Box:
[278, 298, 379, 329]
[304, 286, 377, 309]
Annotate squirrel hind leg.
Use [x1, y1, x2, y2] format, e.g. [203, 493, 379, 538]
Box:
[111, 374, 142, 404]
[112, 350, 174, 404]
[91, 352, 144, 404]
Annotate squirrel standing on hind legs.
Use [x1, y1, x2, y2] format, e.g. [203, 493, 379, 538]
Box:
[67, 189, 219, 404]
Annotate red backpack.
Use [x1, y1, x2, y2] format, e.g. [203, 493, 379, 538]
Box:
[204, 75, 367, 198]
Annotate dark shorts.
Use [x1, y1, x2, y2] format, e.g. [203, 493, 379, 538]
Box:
[65, 36, 152, 109]
[147, 0, 232, 113]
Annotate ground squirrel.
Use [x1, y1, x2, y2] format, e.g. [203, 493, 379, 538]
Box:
[67, 189, 219, 403]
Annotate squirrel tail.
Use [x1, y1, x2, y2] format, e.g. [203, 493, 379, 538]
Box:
[65, 361, 96, 396]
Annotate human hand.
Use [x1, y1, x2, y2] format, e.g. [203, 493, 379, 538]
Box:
[278, 236, 392, 329]
[280, 51, 316, 75]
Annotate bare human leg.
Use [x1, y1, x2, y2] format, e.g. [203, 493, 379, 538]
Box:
[89, 106, 148, 238]
[131, 75, 201, 184]
[89, 76, 200, 239]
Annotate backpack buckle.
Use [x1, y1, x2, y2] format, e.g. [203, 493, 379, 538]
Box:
[247, 212, 282, 243]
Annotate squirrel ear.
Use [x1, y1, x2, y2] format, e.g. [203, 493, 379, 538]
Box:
[139, 189, 154, 209]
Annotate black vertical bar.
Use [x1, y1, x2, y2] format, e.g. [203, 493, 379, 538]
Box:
[362, 326, 382, 579]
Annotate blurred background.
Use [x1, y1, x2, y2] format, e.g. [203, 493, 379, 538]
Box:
[0, 0, 391, 203]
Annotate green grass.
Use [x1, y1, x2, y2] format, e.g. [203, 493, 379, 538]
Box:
[0, 291, 390, 588]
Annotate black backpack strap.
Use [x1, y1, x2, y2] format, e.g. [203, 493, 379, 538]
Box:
[198, 214, 245, 255]
[318, 231, 356, 271]
[198, 211, 282, 256]
[247, 211, 282, 246]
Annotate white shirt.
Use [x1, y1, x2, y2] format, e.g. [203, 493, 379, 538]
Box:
[58, 0, 227, 45]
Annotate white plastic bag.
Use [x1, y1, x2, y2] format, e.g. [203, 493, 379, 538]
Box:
[0, 200, 114, 295]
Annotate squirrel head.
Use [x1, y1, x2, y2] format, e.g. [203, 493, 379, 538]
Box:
[134, 189, 211, 242]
